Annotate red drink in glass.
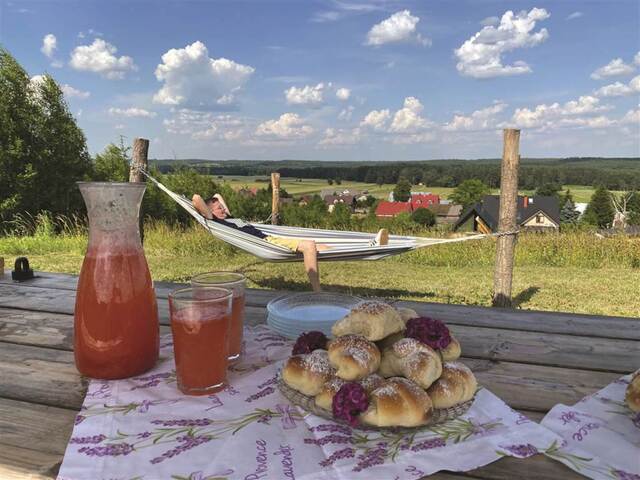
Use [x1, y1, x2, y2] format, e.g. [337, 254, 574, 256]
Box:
[169, 287, 232, 395]
[192, 272, 246, 361]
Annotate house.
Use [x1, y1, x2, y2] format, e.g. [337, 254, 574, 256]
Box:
[428, 204, 463, 224]
[410, 193, 440, 210]
[320, 188, 362, 199]
[454, 195, 560, 233]
[375, 201, 413, 217]
[323, 194, 356, 210]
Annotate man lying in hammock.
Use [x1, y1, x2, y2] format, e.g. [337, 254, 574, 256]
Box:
[192, 193, 388, 292]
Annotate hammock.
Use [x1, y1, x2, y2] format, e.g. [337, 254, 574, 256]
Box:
[143, 172, 490, 262]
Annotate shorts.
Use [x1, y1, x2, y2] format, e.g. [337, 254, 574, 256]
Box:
[265, 236, 300, 252]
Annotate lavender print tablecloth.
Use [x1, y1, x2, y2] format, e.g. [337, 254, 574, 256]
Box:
[58, 325, 559, 480]
[540, 372, 640, 480]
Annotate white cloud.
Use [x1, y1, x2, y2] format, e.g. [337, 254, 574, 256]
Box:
[61, 84, 90, 99]
[336, 87, 351, 101]
[338, 105, 354, 121]
[443, 102, 507, 131]
[311, 2, 383, 23]
[284, 83, 327, 105]
[454, 8, 550, 78]
[591, 58, 635, 80]
[41, 34, 57, 58]
[389, 97, 431, 132]
[391, 131, 435, 144]
[360, 109, 390, 130]
[108, 107, 157, 118]
[480, 16, 499, 27]
[70, 39, 137, 79]
[365, 10, 430, 47]
[507, 95, 611, 129]
[153, 41, 254, 108]
[255, 113, 314, 139]
[115, 124, 125, 130]
[594, 75, 640, 97]
[620, 106, 640, 124]
[318, 127, 362, 146]
[30, 75, 90, 100]
[566, 11, 583, 20]
[635, 52, 640, 66]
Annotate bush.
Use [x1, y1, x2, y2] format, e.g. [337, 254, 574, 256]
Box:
[411, 208, 436, 227]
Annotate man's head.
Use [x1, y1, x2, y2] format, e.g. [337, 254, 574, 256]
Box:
[204, 196, 218, 206]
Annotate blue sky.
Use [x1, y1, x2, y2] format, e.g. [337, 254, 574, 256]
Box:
[3, 0, 639, 160]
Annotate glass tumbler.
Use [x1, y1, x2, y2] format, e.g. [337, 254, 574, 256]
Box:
[169, 286, 232, 395]
[192, 272, 246, 361]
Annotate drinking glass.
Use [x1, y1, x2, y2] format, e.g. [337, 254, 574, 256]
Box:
[192, 272, 246, 361]
[168, 286, 232, 395]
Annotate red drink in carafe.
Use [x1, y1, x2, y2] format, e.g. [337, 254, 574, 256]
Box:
[74, 182, 159, 379]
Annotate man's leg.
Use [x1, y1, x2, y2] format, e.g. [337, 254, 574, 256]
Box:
[192, 194, 213, 219]
[297, 240, 322, 292]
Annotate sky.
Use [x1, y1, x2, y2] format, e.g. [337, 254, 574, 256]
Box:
[2, 0, 639, 160]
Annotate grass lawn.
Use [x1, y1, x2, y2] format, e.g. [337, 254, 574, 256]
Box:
[2, 224, 638, 318]
[215, 176, 611, 203]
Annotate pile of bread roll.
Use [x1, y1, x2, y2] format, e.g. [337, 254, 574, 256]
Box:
[282, 300, 477, 428]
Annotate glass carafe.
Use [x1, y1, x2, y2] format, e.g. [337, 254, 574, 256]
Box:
[74, 182, 159, 379]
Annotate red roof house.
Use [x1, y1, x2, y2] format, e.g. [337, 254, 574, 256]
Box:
[375, 201, 412, 217]
[410, 193, 440, 210]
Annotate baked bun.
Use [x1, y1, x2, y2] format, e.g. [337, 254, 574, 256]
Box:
[626, 370, 640, 413]
[314, 373, 385, 410]
[314, 376, 346, 410]
[359, 373, 386, 393]
[427, 362, 477, 409]
[441, 336, 462, 361]
[282, 350, 335, 396]
[360, 377, 432, 427]
[328, 334, 381, 381]
[379, 338, 442, 389]
[376, 331, 404, 351]
[396, 306, 419, 323]
[332, 301, 404, 341]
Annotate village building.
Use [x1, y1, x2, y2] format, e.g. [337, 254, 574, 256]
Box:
[454, 195, 560, 233]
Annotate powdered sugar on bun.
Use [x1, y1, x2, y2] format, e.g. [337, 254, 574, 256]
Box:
[379, 338, 442, 389]
[331, 301, 404, 341]
[328, 334, 381, 381]
[427, 361, 477, 409]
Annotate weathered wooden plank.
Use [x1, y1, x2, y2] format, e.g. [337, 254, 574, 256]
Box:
[3, 270, 639, 340]
[0, 308, 171, 350]
[0, 342, 86, 409]
[396, 300, 640, 341]
[0, 444, 62, 480]
[0, 340, 619, 413]
[0, 397, 75, 455]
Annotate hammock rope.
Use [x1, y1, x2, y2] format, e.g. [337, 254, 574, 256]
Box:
[139, 169, 496, 263]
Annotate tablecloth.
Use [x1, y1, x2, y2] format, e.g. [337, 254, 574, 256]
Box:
[541, 371, 640, 480]
[58, 325, 560, 480]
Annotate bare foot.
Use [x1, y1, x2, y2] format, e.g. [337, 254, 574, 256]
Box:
[192, 194, 213, 219]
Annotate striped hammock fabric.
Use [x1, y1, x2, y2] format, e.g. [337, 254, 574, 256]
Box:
[144, 172, 489, 262]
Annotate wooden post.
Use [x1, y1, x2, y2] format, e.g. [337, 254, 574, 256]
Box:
[129, 138, 149, 243]
[129, 138, 149, 183]
[492, 129, 520, 308]
[271, 172, 280, 225]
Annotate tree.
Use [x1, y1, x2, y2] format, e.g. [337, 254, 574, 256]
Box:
[535, 183, 561, 198]
[93, 139, 130, 182]
[0, 49, 91, 219]
[583, 186, 614, 228]
[411, 207, 436, 227]
[448, 179, 490, 209]
[327, 178, 334, 185]
[627, 191, 640, 226]
[393, 177, 412, 202]
[560, 199, 580, 225]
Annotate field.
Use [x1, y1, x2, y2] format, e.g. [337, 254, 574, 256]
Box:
[2, 222, 638, 318]
[215, 176, 614, 203]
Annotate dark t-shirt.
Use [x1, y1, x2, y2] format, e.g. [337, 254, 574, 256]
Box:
[211, 216, 267, 239]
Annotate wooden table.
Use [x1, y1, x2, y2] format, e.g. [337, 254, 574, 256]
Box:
[1, 271, 638, 480]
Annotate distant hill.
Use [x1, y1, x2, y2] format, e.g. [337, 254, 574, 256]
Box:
[149, 157, 640, 190]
